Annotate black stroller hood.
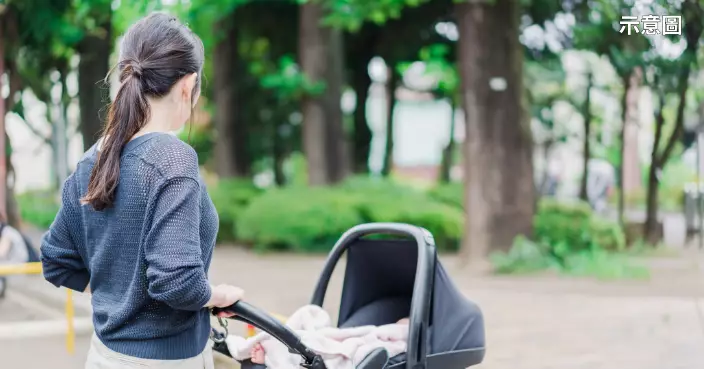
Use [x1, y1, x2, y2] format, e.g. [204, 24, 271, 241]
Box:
[335, 239, 485, 354]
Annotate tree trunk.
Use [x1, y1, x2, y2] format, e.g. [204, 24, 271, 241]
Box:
[213, 14, 250, 178]
[539, 139, 553, 195]
[78, 16, 112, 150]
[644, 160, 660, 243]
[299, 3, 349, 185]
[53, 65, 70, 186]
[323, 27, 350, 183]
[621, 68, 643, 224]
[617, 74, 630, 226]
[439, 98, 457, 183]
[1, 9, 20, 226]
[0, 19, 7, 221]
[351, 50, 375, 173]
[273, 113, 287, 187]
[456, 0, 535, 263]
[381, 66, 398, 177]
[578, 72, 593, 201]
[644, 91, 665, 244]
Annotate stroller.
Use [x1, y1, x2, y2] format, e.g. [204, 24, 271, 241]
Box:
[212, 223, 486, 369]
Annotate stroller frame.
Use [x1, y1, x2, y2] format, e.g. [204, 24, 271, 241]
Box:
[213, 223, 485, 369]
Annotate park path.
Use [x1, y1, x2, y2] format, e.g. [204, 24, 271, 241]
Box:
[1, 242, 704, 369]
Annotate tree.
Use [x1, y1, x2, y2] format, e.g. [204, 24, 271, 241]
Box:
[299, 2, 349, 185]
[76, 0, 112, 150]
[456, 0, 535, 262]
[577, 70, 594, 201]
[643, 0, 704, 243]
[212, 10, 251, 178]
[524, 58, 570, 195]
[573, 0, 650, 225]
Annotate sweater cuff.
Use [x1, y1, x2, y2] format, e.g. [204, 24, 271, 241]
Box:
[62, 271, 90, 292]
[196, 283, 213, 310]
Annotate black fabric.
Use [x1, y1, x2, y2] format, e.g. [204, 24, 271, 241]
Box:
[23, 235, 40, 262]
[339, 296, 411, 328]
[338, 240, 417, 327]
[337, 239, 485, 355]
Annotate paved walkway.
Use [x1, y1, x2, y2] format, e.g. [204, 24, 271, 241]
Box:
[2, 245, 704, 369]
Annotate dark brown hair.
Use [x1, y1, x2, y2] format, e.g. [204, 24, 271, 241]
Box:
[81, 13, 204, 211]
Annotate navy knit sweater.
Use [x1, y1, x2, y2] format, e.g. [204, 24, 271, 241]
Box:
[40, 132, 218, 360]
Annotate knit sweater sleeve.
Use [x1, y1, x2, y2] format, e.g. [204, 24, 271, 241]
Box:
[41, 175, 90, 292]
[143, 165, 212, 311]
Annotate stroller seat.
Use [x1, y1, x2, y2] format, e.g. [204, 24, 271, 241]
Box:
[213, 223, 486, 369]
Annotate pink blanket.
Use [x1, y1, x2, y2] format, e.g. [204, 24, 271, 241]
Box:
[225, 305, 408, 369]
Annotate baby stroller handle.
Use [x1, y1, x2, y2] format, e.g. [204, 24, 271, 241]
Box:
[310, 223, 436, 369]
[213, 301, 327, 369]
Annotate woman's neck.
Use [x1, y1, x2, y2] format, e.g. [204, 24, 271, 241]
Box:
[135, 98, 180, 137]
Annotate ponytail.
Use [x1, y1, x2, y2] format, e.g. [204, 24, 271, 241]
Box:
[80, 62, 150, 211]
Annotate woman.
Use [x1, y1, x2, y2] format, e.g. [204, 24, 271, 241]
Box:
[40, 13, 243, 368]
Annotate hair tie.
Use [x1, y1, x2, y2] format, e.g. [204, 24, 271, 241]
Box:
[121, 59, 143, 79]
[129, 62, 143, 78]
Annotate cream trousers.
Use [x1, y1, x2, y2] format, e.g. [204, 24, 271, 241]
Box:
[85, 334, 215, 369]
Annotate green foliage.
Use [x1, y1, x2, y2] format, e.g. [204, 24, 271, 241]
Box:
[398, 44, 458, 101]
[319, 0, 431, 31]
[339, 177, 464, 250]
[427, 182, 463, 209]
[608, 159, 694, 212]
[492, 200, 645, 280]
[253, 54, 326, 99]
[17, 190, 60, 229]
[491, 236, 560, 274]
[534, 199, 625, 255]
[238, 176, 463, 252]
[208, 178, 262, 242]
[237, 186, 364, 252]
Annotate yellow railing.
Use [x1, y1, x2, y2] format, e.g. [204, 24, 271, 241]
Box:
[0, 262, 75, 354]
[1, 262, 288, 351]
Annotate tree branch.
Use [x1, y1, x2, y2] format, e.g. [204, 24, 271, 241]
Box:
[657, 67, 690, 168]
[11, 113, 51, 146]
[651, 86, 665, 164]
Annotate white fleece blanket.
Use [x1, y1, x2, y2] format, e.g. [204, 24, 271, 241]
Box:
[225, 305, 408, 369]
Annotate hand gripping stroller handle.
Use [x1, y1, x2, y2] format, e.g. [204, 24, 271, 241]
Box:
[212, 301, 327, 369]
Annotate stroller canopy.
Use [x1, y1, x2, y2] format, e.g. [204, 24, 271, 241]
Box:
[334, 238, 485, 355]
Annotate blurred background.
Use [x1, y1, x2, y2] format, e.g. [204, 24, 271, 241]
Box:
[1, 0, 704, 368]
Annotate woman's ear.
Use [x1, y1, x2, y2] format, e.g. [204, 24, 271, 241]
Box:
[181, 73, 198, 103]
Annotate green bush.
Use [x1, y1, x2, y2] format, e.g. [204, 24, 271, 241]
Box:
[208, 179, 262, 242]
[237, 187, 363, 252]
[237, 177, 464, 252]
[534, 199, 625, 259]
[340, 177, 464, 251]
[427, 182, 463, 209]
[491, 199, 640, 279]
[18, 190, 60, 229]
[491, 236, 560, 274]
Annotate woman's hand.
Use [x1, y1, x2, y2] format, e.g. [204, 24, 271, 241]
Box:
[206, 284, 245, 317]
